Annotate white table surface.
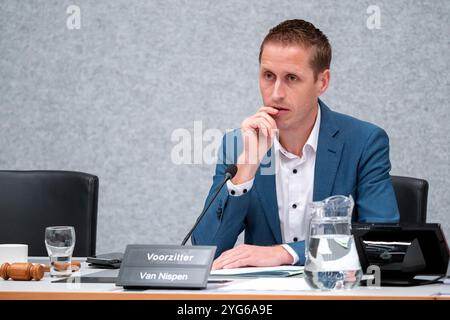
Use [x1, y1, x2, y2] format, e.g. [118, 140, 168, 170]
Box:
[1, 257, 449, 300]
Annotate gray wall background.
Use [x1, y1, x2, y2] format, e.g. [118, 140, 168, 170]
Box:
[1, 0, 449, 254]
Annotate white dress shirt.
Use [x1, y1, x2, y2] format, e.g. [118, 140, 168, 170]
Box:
[226, 105, 321, 264]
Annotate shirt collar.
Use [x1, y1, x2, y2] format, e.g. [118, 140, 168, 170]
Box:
[274, 103, 321, 158]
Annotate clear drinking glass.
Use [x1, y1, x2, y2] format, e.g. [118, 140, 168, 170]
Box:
[45, 226, 76, 277]
[304, 195, 362, 290]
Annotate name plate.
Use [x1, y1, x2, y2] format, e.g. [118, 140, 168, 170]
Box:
[116, 244, 216, 289]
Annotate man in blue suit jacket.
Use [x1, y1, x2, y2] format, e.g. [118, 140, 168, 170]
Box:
[192, 19, 399, 268]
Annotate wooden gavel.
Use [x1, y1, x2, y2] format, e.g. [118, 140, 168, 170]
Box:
[0, 263, 44, 281]
[0, 261, 81, 281]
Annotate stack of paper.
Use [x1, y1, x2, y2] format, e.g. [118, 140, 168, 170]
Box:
[210, 266, 304, 278]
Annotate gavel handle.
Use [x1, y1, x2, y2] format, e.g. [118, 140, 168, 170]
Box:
[42, 261, 81, 272]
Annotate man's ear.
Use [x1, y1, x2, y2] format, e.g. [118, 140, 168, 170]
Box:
[317, 69, 330, 96]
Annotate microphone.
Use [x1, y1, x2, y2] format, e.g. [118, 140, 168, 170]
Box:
[181, 164, 238, 246]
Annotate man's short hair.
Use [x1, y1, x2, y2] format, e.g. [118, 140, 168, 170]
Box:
[259, 19, 332, 81]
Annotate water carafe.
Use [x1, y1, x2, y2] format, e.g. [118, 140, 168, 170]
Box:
[304, 195, 362, 290]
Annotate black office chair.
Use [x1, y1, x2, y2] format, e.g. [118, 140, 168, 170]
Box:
[0, 170, 99, 257]
[391, 175, 428, 225]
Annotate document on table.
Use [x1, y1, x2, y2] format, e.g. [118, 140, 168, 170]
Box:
[210, 266, 304, 277]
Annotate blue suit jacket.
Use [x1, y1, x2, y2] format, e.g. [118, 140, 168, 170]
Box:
[192, 100, 399, 265]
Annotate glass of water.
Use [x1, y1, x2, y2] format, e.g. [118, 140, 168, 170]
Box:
[45, 226, 76, 277]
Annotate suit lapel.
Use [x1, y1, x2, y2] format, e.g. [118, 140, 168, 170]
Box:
[313, 100, 344, 201]
[254, 151, 282, 244]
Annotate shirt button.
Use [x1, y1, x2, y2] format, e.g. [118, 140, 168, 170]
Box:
[292, 203, 297, 209]
[230, 190, 236, 195]
[293, 169, 298, 174]
[243, 189, 247, 194]
[293, 237, 298, 242]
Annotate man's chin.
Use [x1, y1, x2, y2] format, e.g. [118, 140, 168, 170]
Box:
[274, 119, 290, 131]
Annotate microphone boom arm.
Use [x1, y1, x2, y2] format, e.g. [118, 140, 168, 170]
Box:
[181, 168, 236, 246]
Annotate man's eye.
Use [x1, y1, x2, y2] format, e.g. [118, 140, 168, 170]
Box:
[264, 73, 274, 80]
[287, 75, 297, 81]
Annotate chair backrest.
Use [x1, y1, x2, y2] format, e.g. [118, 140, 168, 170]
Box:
[391, 175, 428, 225]
[0, 170, 98, 257]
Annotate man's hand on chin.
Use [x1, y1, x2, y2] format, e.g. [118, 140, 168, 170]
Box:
[211, 244, 293, 270]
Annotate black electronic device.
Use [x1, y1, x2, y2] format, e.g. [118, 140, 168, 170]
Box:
[86, 252, 124, 269]
[352, 223, 449, 286]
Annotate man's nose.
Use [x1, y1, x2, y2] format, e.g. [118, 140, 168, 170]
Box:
[271, 80, 285, 101]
